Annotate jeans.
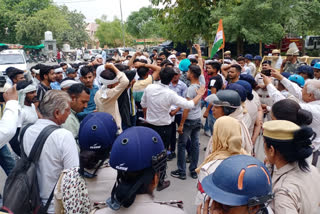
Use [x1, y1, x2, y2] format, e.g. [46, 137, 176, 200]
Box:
[0, 144, 16, 176]
[177, 118, 201, 174]
[203, 113, 216, 135]
[170, 114, 191, 154]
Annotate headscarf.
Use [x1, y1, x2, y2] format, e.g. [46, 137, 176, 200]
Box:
[100, 76, 118, 99]
[197, 116, 246, 173]
[229, 106, 253, 154]
[18, 84, 37, 107]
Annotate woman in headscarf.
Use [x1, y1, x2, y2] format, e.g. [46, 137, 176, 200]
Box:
[195, 116, 247, 207]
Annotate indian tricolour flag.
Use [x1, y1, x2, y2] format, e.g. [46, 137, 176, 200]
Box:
[211, 19, 225, 57]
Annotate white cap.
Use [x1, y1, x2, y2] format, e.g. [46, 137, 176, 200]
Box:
[54, 68, 63, 73]
[139, 55, 148, 61]
[60, 80, 78, 89]
[96, 54, 103, 59]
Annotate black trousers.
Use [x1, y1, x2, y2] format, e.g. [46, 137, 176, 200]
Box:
[145, 123, 172, 150]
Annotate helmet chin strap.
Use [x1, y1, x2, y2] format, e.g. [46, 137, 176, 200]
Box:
[106, 168, 154, 210]
[79, 156, 108, 179]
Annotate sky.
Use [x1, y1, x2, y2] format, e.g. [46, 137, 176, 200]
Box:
[53, 0, 152, 22]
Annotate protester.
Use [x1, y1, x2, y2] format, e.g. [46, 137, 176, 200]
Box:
[94, 63, 129, 132]
[62, 83, 90, 139]
[0, 86, 19, 176]
[50, 68, 63, 90]
[5, 67, 25, 86]
[171, 64, 205, 180]
[132, 62, 161, 125]
[168, 68, 188, 160]
[78, 66, 99, 121]
[263, 120, 320, 214]
[22, 90, 79, 213]
[8, 82, 39, 156]
[37, 65, 55, 102]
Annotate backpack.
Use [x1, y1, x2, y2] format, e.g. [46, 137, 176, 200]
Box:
[2, 124, 59, 214]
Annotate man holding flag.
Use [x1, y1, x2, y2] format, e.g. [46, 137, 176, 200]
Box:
[211, 19, 225, 58]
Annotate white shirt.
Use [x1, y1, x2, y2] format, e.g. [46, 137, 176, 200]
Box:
[141, 83, 195, 126]
[245, 91, 260, 136]
[23, 119, 79, 213]
[0, 100, 19, 148]
[266, 82, 320, 150]
[19, 104, 38, 128]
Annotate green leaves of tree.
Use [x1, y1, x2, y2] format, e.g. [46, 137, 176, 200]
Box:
[0, 0, 88, 48]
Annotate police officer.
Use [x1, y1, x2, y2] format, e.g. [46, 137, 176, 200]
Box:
[54, 112, 118, 213]
[281, 47, 301, 74]
[263, 120, 320, 214]
[94, 127, 185, 214]
[197, 155, 273, 214]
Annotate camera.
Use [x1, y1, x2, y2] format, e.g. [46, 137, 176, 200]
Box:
[0, 76, 6, 103]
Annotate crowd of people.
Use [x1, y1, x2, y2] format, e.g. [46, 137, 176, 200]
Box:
[0, 43, 320, 214]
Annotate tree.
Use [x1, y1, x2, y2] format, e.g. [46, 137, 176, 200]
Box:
[16, 6, 71, 45]
[0, 0, 51, 43]
[152, 0, 320, 55]
[95, 17, 134, 48]
[126, 7, 164, 39]
[59, 6, 89, 48]
[152, 0, 214, 52]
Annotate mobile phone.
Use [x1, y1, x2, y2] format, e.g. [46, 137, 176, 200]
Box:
[261, 69, 271, 76]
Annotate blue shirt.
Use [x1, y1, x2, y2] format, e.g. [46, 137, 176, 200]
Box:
[169, 80, 187, 114]
[77, 85, 99, 121]
[50, 82, 61, 90]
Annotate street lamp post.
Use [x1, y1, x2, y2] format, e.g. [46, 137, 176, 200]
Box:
[119, 0, 126, 48]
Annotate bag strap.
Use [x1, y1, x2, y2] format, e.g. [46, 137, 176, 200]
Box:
[28, 125, 59, 162]
[19, 123, 34, 159]
[28, 125, 60, 214]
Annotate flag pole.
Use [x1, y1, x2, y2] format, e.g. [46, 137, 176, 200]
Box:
[222, 48, 224, 62]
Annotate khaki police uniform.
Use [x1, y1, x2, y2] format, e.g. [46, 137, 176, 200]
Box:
[86, 164, 117, 206]
[271, 162, 320, 214]
[93, 194, 186, 214]
[263, 120, 320, 214]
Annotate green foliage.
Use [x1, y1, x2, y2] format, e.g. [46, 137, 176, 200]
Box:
[59, 6, 89, 48]
[95, 17, 134, 48]
[16, 6, 71, 45]
[0, 0, 87, 47]
[152, 0, 320, 54]
[152, 0, 214, 43]
[126, 6, 164, 39]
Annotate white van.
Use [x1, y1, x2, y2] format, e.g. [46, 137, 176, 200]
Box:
[0, 49, 28, 75]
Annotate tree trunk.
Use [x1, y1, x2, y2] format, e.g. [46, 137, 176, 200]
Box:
[237, 36, 243, 56]
[187, 40, 193, 55]
[302, 38, 305, 56]
[259, 40, 262, 56]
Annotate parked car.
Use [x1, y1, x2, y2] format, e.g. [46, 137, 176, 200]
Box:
[83, 49, 102, 61]
[105, 48, 136, 59]
[0, 49, 28, 75]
